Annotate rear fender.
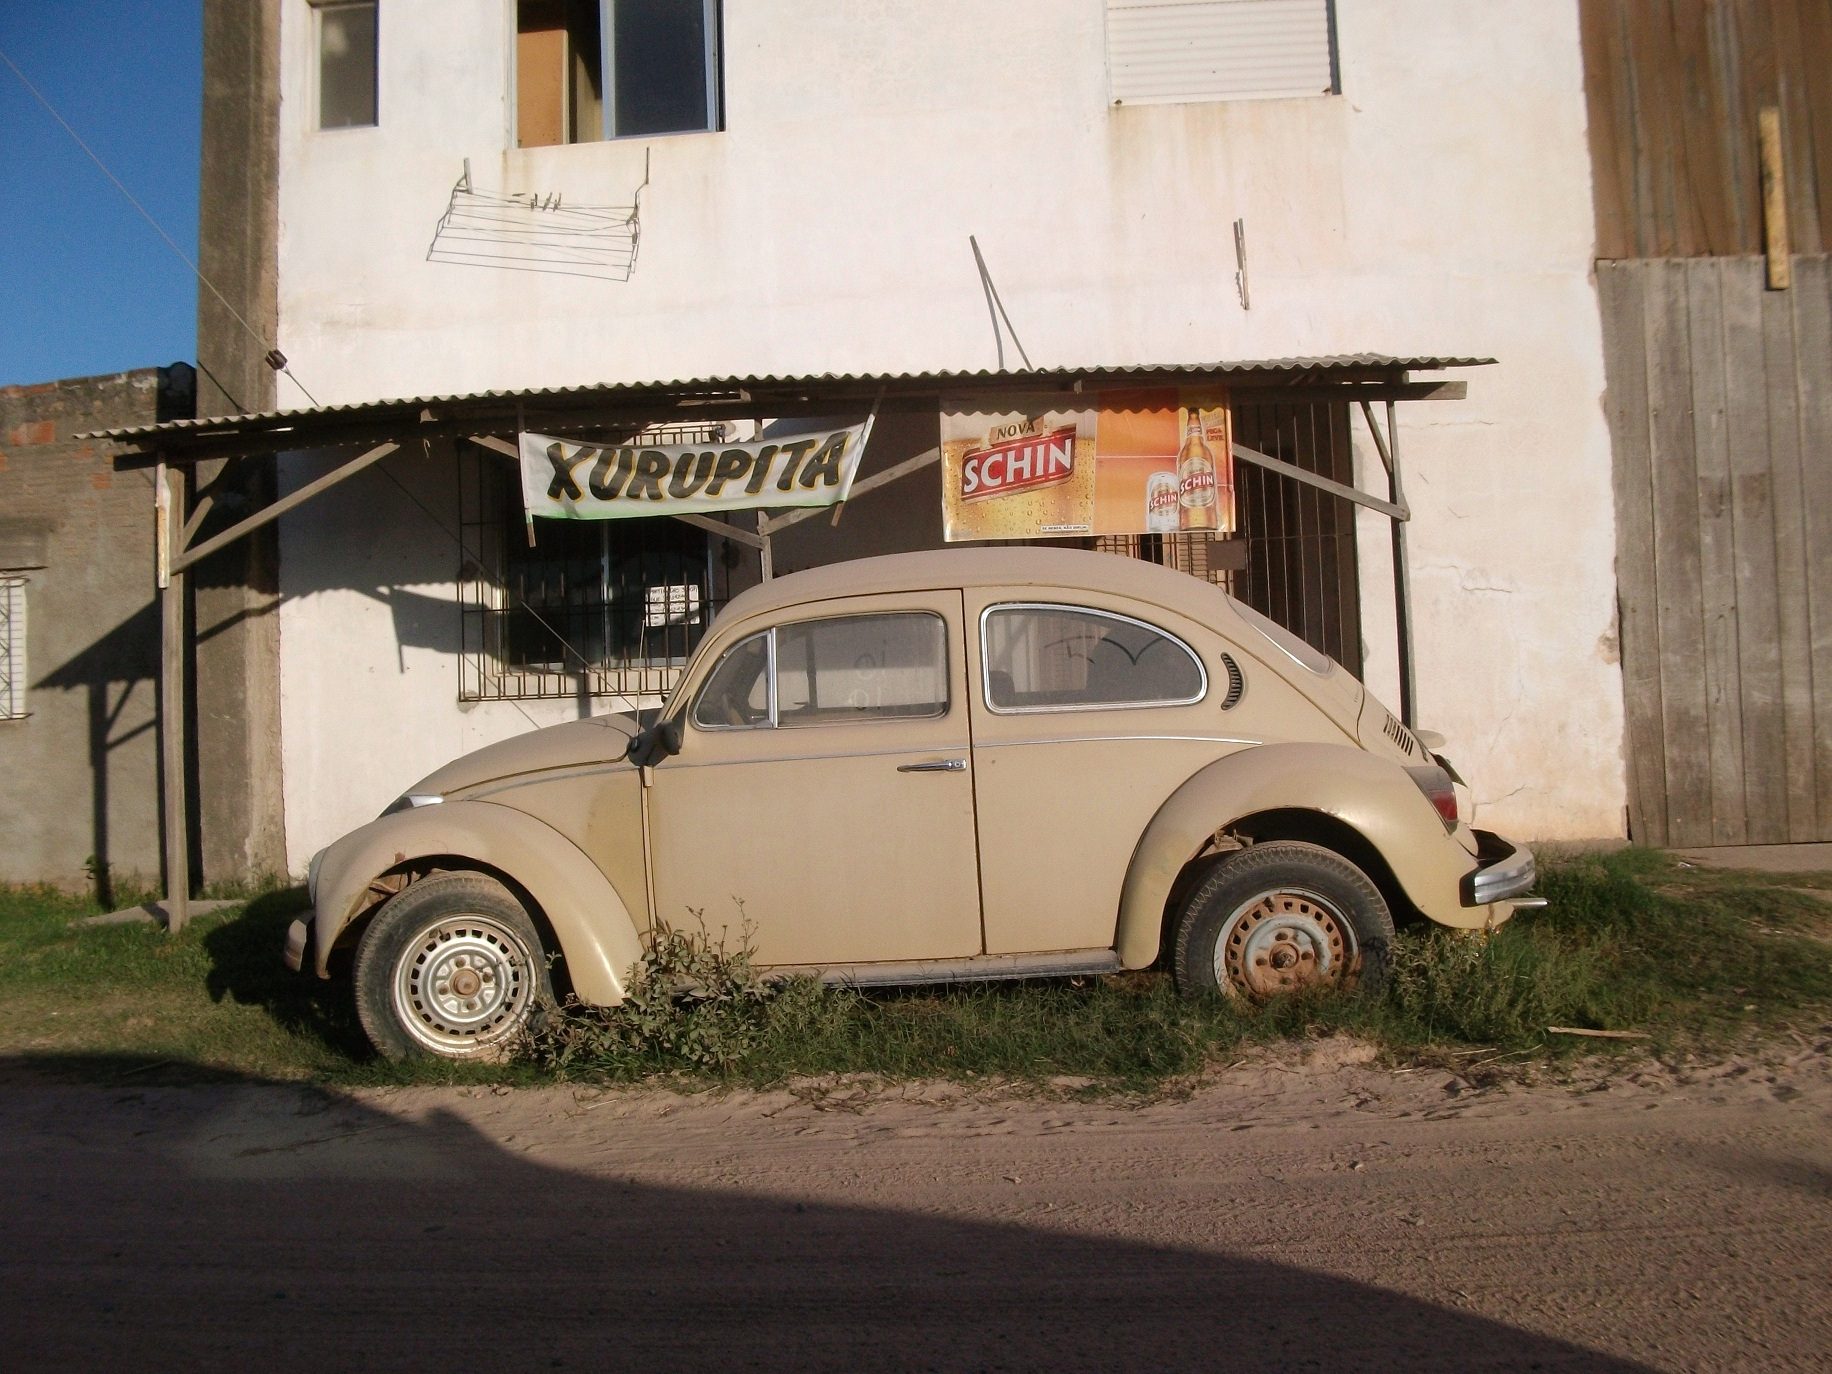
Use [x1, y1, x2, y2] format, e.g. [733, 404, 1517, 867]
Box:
[310, 800, 642, 1006]
[1115, 743, 1485, 968]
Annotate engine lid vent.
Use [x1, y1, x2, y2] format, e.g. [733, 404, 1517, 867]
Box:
[1383, 711, 1420, 758]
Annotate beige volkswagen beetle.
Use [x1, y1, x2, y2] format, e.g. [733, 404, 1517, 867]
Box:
[286, 547, 1539, 1059]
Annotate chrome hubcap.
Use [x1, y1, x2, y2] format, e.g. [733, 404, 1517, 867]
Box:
[393, 917, 533, 1054]
[1215, 888, 1358, 998]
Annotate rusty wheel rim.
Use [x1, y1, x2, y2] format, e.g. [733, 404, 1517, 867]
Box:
[392, 915, 535, 1056]
[1215, 888, 1359, 999]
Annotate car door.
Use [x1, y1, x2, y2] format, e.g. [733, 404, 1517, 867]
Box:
[647, 592, 983, 967]
[965, 593, 1244, 955]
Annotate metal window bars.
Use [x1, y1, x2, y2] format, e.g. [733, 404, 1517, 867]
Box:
[1096, 400, 1361, 676]
[458, 423, 735, 701]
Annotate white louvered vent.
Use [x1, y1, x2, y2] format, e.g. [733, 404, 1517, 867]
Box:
[1107, 0, 1337, 107]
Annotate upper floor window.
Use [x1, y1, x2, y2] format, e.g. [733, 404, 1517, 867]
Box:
[517, 0, 722, 147]
[1106, 0, 1338, 107]
[981, 605, 1205, 712]
[315, 0, 378, 129]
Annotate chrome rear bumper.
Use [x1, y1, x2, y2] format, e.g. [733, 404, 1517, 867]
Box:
[1461, 830, 1538, 906]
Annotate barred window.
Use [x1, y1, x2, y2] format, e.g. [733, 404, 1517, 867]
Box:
[0, 575, 26, 721]
[459, 428, 735, 701]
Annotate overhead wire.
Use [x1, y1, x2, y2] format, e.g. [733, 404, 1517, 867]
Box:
[0, 41, 319, 407]
[3, 39, 627, 723]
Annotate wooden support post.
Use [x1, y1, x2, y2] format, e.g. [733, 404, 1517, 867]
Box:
[1760, 107, 1791, 290]
[159, 462, 192, 933]
[1386, 400, 1417, 728]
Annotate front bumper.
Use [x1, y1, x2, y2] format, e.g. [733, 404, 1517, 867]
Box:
[1460, 829, 1537, 906]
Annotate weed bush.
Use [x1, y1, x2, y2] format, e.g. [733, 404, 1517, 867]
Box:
[531, 918, 780, 1074]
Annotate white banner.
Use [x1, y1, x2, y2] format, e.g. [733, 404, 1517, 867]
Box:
[519, 418, 875, 520]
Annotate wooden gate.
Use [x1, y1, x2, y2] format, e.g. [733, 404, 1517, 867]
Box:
[1599, 255, 1832, 845]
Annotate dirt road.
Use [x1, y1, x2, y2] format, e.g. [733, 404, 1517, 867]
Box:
[4, 1041, 1829, 1371]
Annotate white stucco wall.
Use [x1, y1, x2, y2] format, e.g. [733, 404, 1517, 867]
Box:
[272, 0, 1624, 866]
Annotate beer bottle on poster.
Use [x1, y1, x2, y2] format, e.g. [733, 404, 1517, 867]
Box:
[1145, 471, 1181, 533]
[1177, 410, 1220, 532]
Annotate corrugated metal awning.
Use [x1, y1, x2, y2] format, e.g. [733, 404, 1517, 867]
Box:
[90, 356, 1492, 459]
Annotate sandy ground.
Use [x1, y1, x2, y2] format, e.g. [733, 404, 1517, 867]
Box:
[4, 1040, 1830, 1372]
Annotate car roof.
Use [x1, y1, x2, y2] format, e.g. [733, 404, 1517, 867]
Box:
[721, 546, 1246, 630]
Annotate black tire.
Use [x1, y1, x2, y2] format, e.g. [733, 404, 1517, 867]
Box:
[1172, 841, 1394, 1000]
[353, 872, 551, 1061]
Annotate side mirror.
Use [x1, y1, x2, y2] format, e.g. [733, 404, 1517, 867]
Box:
[629, 718, 684, 768]
[656, 719, 684, 758]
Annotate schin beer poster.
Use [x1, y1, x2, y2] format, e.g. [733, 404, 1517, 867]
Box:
[940, 390, 1236, 542]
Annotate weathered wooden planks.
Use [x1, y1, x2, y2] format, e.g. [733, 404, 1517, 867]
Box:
[1582, 0, 1832, 259]
[1722, 258, 1787, 843]
[1761, 260, 1819, 840]
[1600, 255, 1830, 844]
[1601, 262, 1670, 845]
[1646, 260, 1714, 844]
[1792, 256, 1832, 836]
[1687, 260, 1749, 844]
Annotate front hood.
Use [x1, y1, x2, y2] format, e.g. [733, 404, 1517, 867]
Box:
[410, 711, 642, 799]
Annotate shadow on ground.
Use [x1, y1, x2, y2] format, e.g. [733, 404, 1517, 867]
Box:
[0, 1053, 1651, 1372]
[200, 887, 372, 1061]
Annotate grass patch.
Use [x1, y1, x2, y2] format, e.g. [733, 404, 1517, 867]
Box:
[2, 848, 1829, 1090]
[532, 848, 1832, 1088]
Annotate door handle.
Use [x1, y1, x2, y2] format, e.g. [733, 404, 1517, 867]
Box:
[898, 758, 967, 773]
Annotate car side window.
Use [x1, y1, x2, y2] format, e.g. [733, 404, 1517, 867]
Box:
[776, 614, 948, 725]
[691, 614, 949, 729]
[691, 631, 771, 728]
[981, 604, 1205, 711]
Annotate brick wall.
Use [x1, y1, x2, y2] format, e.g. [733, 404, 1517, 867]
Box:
[0, 369, 184, 893]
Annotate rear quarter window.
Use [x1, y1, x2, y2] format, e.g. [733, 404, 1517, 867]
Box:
[981, 604, 1206, 711]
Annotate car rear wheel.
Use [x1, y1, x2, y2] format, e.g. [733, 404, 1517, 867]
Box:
[353, 872, 550, 1061]
[1172, 842, 1394, 1000]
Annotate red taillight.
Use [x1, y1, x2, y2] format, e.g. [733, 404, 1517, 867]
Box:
[1406, 763, 1459, 829]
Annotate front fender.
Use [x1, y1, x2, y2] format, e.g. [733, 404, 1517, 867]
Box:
[310, 800, 643, 1006]
[1114, 743, 1486, 968]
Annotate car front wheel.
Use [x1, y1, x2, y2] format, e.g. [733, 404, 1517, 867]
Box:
[1172, 841, 1394, 1000]
[352, 872, 550, 1060]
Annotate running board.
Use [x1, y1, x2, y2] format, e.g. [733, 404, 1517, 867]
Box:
[771, 949, 1124, 989]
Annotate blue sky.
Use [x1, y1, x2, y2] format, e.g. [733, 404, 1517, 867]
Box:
[0, 1, 201, 387]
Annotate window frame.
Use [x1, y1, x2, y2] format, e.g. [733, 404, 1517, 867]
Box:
[602, 0, 722, 140]
[514, 0, 723, 147]
[978, 602, 1208, 715]
[690, 629, 774, 731]
[691, 612, 952, 732]
[313, 0, 379, 131]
